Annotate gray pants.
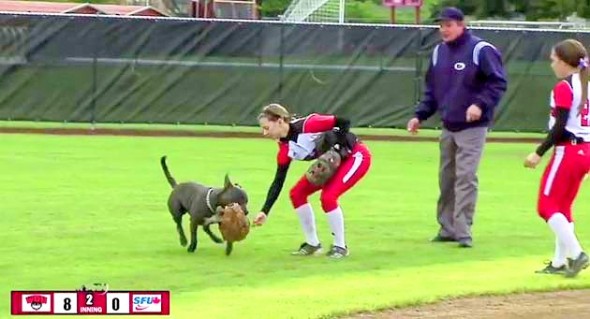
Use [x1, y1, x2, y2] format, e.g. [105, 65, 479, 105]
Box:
[437, 126, 487, 240]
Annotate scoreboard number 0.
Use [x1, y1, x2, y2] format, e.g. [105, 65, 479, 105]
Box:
[106, 293, 130, 314]
[112, 298, 120, 311]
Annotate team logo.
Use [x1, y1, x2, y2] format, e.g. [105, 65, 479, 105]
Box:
[454, 62, 466, 70]
[132, 295, 162, 313]
[23, 294, 51, 312]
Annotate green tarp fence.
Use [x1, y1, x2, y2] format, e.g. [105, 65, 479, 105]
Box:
[0, 13, 587, 131]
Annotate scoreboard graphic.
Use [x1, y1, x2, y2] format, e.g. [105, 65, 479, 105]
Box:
[11, 290, 170, 315]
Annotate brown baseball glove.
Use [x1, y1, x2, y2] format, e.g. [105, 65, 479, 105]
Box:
[218, 203, 250, 243]
[305, 149, 343, 186]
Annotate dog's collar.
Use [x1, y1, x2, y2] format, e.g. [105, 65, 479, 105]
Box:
[205, 188, 215, 214]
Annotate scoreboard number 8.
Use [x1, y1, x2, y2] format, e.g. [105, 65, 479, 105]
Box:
[63, 298, 71, 311]
[51, 293, 78, 314]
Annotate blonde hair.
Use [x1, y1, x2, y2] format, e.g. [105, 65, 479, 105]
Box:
[257, 103, 293, 122]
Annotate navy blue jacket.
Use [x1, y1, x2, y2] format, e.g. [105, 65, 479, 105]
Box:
[415, 30, 507, 132]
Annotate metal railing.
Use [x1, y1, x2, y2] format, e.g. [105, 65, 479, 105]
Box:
[468, 19, 588, 30]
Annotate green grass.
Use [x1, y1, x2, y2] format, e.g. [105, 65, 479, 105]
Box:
[2, 132, 590, 319]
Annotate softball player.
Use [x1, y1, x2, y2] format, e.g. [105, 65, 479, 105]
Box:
[524, 39, 590, 278]
[252, 103, 372, 259]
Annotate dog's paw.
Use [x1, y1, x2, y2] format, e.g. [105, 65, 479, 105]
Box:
[179, 236, 188, 247]
[225, 242, 233, 256]
[187, 243, 197, 253]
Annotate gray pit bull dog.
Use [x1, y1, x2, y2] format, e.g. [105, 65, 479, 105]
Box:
[160, 156, 249, 253]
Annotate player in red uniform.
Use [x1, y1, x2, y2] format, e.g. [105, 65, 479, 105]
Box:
[524, 39, 590, 277]
[252, 103, 372, 258]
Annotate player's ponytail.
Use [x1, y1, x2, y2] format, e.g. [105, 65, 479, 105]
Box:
[579, 57, 589, 114]
[553, 39, 590, 114]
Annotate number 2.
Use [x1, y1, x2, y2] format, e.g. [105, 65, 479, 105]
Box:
[86, 293, 93, 306]
[581, 100, 590, 127]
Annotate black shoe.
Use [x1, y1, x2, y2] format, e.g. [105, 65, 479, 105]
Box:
[291, 242, 323, 256]
[565, 252, 590, 278]
[535, 261, 566, 275]
[431, 235, 456, 242]
[326, 245, 349, 259]
[458, 237, 473, 248]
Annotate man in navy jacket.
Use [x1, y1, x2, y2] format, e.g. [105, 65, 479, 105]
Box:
[407, 7, 507, 248]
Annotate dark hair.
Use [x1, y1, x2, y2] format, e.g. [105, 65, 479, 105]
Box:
[554, 39, 589, 113]
[257, 103, 293, 122]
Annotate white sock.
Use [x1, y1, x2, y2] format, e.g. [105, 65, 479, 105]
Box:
[295, 203, 320, 246]
[552, 236, 567, 267]
[326, 207, 346, 248]
[548, 213, 583, 260]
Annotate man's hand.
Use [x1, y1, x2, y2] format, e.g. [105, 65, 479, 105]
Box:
[407, 118, 420, 135]
[466, 104, 482, 122]
[253, 212, 267, 227]
[524, 152, 541, 169]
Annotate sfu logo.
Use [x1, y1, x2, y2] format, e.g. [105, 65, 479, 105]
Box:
[133, 295, 162, 313]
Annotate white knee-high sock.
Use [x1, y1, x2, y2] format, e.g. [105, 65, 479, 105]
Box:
[326, 207, 346, 248]
[552, 236, 567, 267]
[296, 203, 320, 246]
[548, 213, 582, 260]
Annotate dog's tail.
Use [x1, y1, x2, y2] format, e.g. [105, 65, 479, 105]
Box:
[160, 156, 177, 188]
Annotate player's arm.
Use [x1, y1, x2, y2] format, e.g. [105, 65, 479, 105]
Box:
[303, 114, 350, 133]
[260, 144, 291, 216]
[536, 109, 569, 156]
[536, 81, 573, 156]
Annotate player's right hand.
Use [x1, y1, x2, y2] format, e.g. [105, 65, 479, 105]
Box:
[407, 118, 420, 135]
[253, 212, 267, 227]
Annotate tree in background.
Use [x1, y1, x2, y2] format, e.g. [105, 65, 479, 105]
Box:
[477, 0, 510, 18]
[259, 0, 292, 17]
[431, 0, 587, 21]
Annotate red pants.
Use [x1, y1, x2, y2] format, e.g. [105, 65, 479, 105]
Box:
[290, 143, 372, 212]
[537, 142, 590, 222]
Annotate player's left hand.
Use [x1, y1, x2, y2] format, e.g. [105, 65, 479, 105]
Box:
[466, 104, 482, 122]
[524, 152, 541, 169]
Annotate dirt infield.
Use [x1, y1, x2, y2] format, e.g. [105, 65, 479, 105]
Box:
[345, 289, 590, 319]
[0, 127, 542, 143]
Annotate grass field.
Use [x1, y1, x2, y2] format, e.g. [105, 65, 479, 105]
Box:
[3, 127, 590, 319]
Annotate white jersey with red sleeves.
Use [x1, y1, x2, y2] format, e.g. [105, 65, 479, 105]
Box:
[549, 73, 590, 141]
[276, 113, 337, 165]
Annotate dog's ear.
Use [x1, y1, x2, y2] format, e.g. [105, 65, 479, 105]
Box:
[224, 173, 233, 189]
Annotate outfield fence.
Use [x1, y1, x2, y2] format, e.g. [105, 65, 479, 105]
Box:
[0, 12, 589, 131]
